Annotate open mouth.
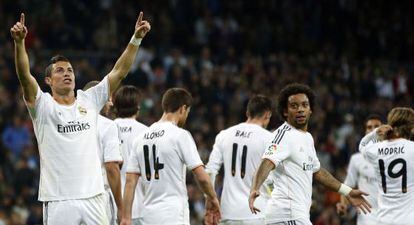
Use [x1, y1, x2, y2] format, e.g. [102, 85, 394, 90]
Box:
[296, 115, 306, 120]
[63, 78, 72, 83]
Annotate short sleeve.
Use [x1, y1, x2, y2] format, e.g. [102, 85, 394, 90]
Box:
[102, 121, 123, 163]
[83, 76, 109, 111]
[177, 130, 203, 170]
[262, 140, 292, 167]
[126, 139, 141, 174]
[344, 155, 359, 187]
[206, 132, 224, 175]
[24, 86, 46, 122]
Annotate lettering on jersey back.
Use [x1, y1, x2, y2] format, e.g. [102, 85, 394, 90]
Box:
[119, 126, 132, 133]
[378, 146, 405, 155]
[235, 130, 252, 138]
[57, 121, 90, 133]
[144, 130, 165, 140]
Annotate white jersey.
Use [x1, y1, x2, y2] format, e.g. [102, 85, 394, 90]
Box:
[114, 118, 147, 219]
[359, 132, 414, 225]
[127, 121, 203, 225]
[262, 122, 320, 223]
[206, 122, 272, 220]
[26, 77, 109, 201]
[97, 115, 123, 190]
[344, 153, 378, 225]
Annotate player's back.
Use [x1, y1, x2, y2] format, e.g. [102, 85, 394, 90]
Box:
[130, 121, 203, 225]
[114, 118, 147, 219]
[207, 122, 272, 220]
[364, 139, 414, 225]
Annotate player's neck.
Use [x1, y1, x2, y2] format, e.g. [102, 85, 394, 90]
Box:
[52, 91, 76, 105]
[287, 121, 308, 132]
[246, 118, 265, 128]
[159, 113, 179, 126]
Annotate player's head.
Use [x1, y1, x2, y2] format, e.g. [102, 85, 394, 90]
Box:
[113, 85, 142, 118]
[246, 95, 273, 128]
[45, 55, 75, 94]
[83, 80, 113, 117]
[162, 88, 192, 127]
[386, 107, 414, 139]
[364, 114, 383, 134]
[277, 83, 315, 130]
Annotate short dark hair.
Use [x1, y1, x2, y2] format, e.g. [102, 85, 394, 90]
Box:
[113, 85, 142, 118]
[277, 83, 315, 120]
[247, 95, 272, 118]
[45, 55, 70, 77]
[162, 88, 192, 113]
[365, 114, 383, 124]
[82, 80, 100, 91]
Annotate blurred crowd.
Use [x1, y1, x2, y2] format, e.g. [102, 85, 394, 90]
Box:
[0, 0, 413, 224]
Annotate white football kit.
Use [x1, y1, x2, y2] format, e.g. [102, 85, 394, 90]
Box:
[206, 122, 272, 224]
[97, 115, 123, 225]
[26, 77, 110, 225]
[359, 131, 414, 225]
[114, 118, 147, 222]
[127, 121, 203, 225]
[344, 153, 378, 225]
[262, 122, 320, 225]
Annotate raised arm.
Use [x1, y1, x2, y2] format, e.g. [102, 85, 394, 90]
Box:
[10, 13, 39, 106]
[107, 11, 151, 95]
[249, 159, 274, 214]
[314, 168, 372, 214]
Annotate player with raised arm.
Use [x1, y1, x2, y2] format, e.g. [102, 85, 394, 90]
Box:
[336, 115, 382, 225]
[10, 11, 150, 224]
[113, 85, 148, 225]
[121, 88, 221, 225]
[206, 95, 273, 225]
[83, 81, 123, 224]
[359, 107, 414, 225]
[249, 83, 371, 225]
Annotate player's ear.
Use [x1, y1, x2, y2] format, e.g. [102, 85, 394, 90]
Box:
[45, 76, 51, 86]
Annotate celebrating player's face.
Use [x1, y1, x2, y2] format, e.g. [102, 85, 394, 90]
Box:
[365, 119, 382, 134]
[47, 61, 75, 93]
[285, 93, 312, 129]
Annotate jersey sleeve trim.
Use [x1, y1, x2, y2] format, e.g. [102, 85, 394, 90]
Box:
[272, 124, 291, 144]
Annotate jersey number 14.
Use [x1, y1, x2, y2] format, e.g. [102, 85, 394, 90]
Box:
[144, 144, 164, 181]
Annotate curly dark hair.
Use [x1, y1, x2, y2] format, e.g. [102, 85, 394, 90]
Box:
[277, 83, 316, 120]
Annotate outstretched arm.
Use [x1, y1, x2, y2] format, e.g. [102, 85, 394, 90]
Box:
[10, 13, 39, 107]
[314, 168, 372, 214]
[249, 159, 275, 214]
[107, 11, 151, 95]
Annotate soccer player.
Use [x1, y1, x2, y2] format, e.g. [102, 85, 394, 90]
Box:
[336, 115, 382, 225]
[10, 11, 150, 224]
[113, 85, 148, 225]
[206, 95, 273, 225]
[121, 88, 221, 225]
[359, 107, 414, 225]
[249, 83, 371, 225]
[84, 81, 123, 225]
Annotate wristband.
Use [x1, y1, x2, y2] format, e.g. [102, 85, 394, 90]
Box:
[129, 35, 142, 46]
[338, 183, 352, 196]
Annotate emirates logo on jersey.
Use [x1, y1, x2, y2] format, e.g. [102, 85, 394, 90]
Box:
[57, 121, 91, 133]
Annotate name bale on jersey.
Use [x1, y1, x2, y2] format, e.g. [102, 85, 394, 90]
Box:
[378, 146, 405, 155]
[235, 130, 252, 138]
[57, 120, 90, 133]
[144, 130, 165, 140]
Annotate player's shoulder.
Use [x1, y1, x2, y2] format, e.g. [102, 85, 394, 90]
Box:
[350, 152, 364, 162]
[98, 115, 116, 128]
[270, 122, 294, 144]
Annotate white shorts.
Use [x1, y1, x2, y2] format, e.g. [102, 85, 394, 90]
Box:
[43, 194, 109, 225]
[104, 189, 117, 225]
[266, 218, 312, 225]
[220, 218, 265, 225]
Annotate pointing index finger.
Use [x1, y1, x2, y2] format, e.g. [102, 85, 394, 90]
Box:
[137, 11, 143, 24]
[20, 13, 25, 25]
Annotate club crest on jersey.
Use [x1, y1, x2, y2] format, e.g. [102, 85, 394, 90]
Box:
[78, 106, 87, 115]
